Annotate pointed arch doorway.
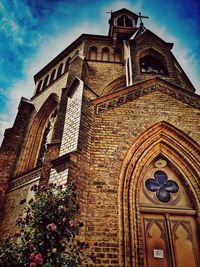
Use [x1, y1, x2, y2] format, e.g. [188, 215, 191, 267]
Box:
[140, 157, 199, 267]
[118, 122, 200, 267]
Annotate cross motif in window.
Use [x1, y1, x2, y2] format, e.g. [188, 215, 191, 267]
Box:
[145, 170, 179, 203]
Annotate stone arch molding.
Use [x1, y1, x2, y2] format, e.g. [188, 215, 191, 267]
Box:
[118, 121, 200, 267]
[15, 93, 59, 176]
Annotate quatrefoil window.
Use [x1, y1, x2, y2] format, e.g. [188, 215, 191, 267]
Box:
[145, 170, 179, 203]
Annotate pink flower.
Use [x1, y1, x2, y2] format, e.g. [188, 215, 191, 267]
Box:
[30, 243, 36, 251]
[47, 223, 57, 231]
[52, 248, 57, 253]
[29, 253, 35, 260]
[29, 263, 36, 267]
[62, 217, 67, 223]
[34, 253, 43, 265]
[69, 220, 77, 227]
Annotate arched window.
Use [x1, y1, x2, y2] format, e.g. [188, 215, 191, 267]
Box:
[139, 49, 168, 75]
[89, 46, 97, 60]
[42, 75, 49, 89]
[117, 16, 124, 26]
[64, 57, 71, 72]
[37, 109, 57, 166]
[117, 15, 133, 27]
[114, 48, 122, 62]
[36, 80, 43, 94]
[125, 16, 132, 27]
[49, 69, 56, 84]
[56, 63, 64, 78]
[101, 47, 110, 61]
[14, 93, 59, 176]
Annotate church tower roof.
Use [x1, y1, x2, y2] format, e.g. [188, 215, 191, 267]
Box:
[108, 8, 139, 46]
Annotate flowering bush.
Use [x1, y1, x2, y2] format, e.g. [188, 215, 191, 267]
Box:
[0, 183, 95, 266]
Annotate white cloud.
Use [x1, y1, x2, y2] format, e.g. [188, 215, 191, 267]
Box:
[1, 17, 19, 34]
[0, 20, 106, 144]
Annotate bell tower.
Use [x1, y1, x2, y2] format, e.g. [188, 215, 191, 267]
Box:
[108, 8, 138, 46]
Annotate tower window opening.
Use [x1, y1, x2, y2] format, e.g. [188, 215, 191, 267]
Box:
[101, 47, 110, 61]
[125, 16, 133, 27]
[117, 15, 133, 27]
[140, 54, 168, 75]
[89, 46, 97, 60]
[117, 16, 124, 26]
[50, 69, 56, 84]
[57, 63, 64, 78]
[65, 57, 71, 72]
[36, 80, 43, 94]
[42, 75, 49, 89]
[114, 48, 122, 62]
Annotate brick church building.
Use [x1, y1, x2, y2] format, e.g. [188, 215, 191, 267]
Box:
[0, 8, 199, 267]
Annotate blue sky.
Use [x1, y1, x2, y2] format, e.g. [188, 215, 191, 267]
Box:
[0, 0, 200, 142]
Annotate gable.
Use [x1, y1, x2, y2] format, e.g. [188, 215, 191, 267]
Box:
[135, 29, 173, 49]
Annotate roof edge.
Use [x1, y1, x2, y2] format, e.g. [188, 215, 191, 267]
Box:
[34, 33, 111, 81]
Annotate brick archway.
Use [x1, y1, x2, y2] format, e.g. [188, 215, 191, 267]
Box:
[101, 76, 126, 95]
[15, 93, 59, 176]
[118, 121, 200, 267]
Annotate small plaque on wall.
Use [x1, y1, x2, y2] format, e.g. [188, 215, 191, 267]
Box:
[153, 249, 164, 259]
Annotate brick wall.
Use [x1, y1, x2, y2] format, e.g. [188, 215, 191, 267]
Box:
[0, 98, 35, 209]
[59, 79, 84, 156]
[83, 90, 200, 266]
[0, 169, 40, 237]
[49, 163, 69, 185]
[85, 61, 125, 96]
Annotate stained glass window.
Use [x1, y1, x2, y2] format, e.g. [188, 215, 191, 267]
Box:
[145, 170, 179, 203]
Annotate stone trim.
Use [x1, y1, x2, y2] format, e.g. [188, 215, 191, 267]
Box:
[8, 168, 41, 192]
[96, 84, 157, 113]
[94, 80, 200, 114]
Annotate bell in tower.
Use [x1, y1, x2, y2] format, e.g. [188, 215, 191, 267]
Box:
[108, 8, 138, 46]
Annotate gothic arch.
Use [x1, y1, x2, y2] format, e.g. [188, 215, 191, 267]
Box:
[15, 93, 59, 176]
[139, 48, 168, 75]
[118, 121, 200, 267]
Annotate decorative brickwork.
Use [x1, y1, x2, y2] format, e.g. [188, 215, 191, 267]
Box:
[95, 78, 200, 114]
[8, 168, 41, 192]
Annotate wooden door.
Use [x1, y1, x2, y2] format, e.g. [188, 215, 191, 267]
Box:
[141, 213, 200, 267]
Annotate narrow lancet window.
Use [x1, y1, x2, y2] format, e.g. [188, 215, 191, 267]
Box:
[101, 47, 110, 61]
[89, 46, 97, 60]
